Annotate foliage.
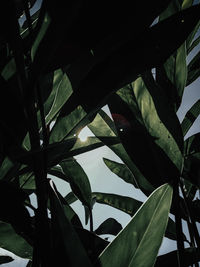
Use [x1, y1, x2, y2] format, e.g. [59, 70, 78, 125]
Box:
[0, 0, 200, 266]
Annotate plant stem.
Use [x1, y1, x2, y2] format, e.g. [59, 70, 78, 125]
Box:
[173, 180, 185, 267]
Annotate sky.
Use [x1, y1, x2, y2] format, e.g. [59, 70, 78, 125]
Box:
[1, 1, 200, 266]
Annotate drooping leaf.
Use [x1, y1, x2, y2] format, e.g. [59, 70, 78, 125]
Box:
[93, 192, 143, 216]
[103, 158, 136, 187]
[48, 181, 93, 266]
[60, 159, 92, 208]
[181, 99, 200, 136]
[0, 256, 14, 264]
[95, 218, 122, 236]
[0, 222, 32, 259]
[96, 184, 173, 267]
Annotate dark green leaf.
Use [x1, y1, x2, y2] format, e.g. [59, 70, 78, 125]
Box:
[97, 184, 173, 267]
[187, 34, 200, 54]
[181, 99, 200, 136]
[49, 106, 87, 143]
[136, 74, 183, 172]
[48, 181, 92, 266]
[0, 222, 32, 259]
[95, 218, 122, 236]
[75, 227, 109, 263]
[44, 69, 73, 124]
[64, 191, 78, 205]
[103, 158, 136, 187]
[93, 191, 181, 241]
[187, 50, 200, 86]
[60, 159, 92, 208]
[93, 192, 143, 216]
[0, 256, 14, 264]
[64, 5, 200, 120]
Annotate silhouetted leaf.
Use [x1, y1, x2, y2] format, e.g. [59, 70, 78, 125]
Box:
[97, 184, 173, 267]
[181, 100, 200, 136]
[49, 181, 92, 266]
[155, 247, 200, 267]
[63, 5, 200, 119]
[0, 255, 14, 264]
[95, 218, 122, 236]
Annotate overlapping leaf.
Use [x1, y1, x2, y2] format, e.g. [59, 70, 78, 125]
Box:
[97, 184, 173, 267]
[60, 159, 92, 208]
[49, 181, 92, 266]
[181, 100, 200, 136]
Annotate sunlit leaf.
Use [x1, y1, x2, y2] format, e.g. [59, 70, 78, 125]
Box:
[97, 184, 173, 267]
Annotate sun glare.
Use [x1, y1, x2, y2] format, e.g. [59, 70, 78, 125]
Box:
[78, 128, 90, 142]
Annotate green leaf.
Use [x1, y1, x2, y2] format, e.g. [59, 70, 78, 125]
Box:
[93, 192, 143, 216]
[97, 184, 173, 267]
[181, 99, 200, 136]
[31, 12, 51, 60]
[95, 218, 122, 236]
[49, 106, 87, 143]
[60, 159, 92, 208]
[182, 0, 194, 9]
[0, 256, 14, 264]
[0, 222, 32, 259]
[187, 50, 200, 86]
[134, 75, 183, 173]
[187, 35, 200, 54]
[48, 181, 93, 266]
[44, 69, 73, 125]
[93, 191, 180, 241]
[103, 158, 136, 187]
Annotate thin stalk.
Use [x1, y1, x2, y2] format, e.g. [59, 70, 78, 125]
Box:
[89, 207, 94, 233]
[173, 180, 185, 267]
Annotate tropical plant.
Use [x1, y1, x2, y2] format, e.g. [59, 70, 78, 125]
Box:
[0, 0, 200, 266]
